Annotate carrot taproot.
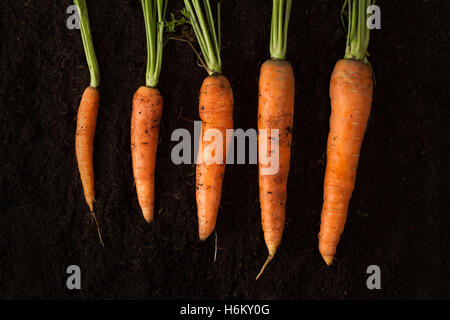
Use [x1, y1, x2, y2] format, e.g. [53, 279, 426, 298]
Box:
[131, 0, 166, 222]
[256, 59, 294, 279]
[74, 0, 103, 246]
[183, 0, 234, 240]
[196, 75, 233, 240]
[318, 0, 374, 265]
[76, 86, 99, 213]
[256, 0, 293, 280]
[131, 86, 163, 222]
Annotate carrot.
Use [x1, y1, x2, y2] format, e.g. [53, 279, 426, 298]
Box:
[74, 0, 103, 246]
[131, 0, 166, 223]
[76, 86, 99, 213]
[183, 0, 234, 240]
[196, 75, 233, 240]
[131, 87, 163, 222]
[256, 0, 293, 280]
[318, 0, 374, 265]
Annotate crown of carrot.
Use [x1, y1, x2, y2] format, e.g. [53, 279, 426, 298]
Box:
[183, 0, 222, 75]
[270, 0, 293, 61]
[343, 0, 375, 63]
[142, 0, 167, 88]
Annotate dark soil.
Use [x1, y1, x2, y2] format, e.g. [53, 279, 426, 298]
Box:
[1, 0, 449, 299]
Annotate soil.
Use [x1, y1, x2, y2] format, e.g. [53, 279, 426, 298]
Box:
[1, 0, 449, 300]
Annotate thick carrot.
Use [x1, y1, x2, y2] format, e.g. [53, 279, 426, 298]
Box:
[131, 86, 163, 222]
[256, 0, 293, 280]
[184, 0, 234, 240]
[74, 0, 103, 246]
[76, 86, 99, 212]
[131, 0, 165, 222]
[318, 0, 374, 265]
[319, 59, 372, 265]
[196, 75, 234, 240]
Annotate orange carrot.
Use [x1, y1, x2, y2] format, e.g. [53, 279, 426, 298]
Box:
[76, 86, 99, 213]
[256, 60, 294, 279]
[131, 86, 163, 222]
[131, 0, 165, 222]
[74, 0, 104, 246]
[183, 0, 234, 240]
[196, 75, 234, 240]
[318, 0, 374, 265]
[256, 0, 293, 280]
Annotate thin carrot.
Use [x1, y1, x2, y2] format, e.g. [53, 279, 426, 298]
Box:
[76, 86, 99, 213]
[131, 0, 166, 223]
[74, 0, 103, 246]
[183, 0, 234, 241]
[319, 0, 374, 265]
[256, 0, 294, 280]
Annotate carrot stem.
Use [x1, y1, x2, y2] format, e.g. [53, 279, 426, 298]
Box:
[343, 0, 374, 63]
[142, 0, 166, 88]
[183, 0, 222, 75]
[270, 0, 292, 60]
[74, 0, 100, 88]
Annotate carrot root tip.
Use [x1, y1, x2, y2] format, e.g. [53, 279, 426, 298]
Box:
[143, 217, 154, 223]
[213, 231, 218, 263]
[199, 228, 213, 241]
[142, 209, 154, 223]
[90, 210, 104, 248]
[255, 248, 277, 280]
[322, 254, 334, 266]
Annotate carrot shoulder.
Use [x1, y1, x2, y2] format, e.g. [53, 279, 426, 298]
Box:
[75, 86, 99, 211]
[196, 75, 234, 240]
[319, 59, 373, 265]
[131, 86, 163, 222]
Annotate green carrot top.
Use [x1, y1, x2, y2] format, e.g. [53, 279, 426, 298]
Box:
[270, 0, 293, 61]
[343, 0, 374, 64]
[74, 0, 100, 88]
[183, 0, 222, 75]
[142, 0, 167, 88]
